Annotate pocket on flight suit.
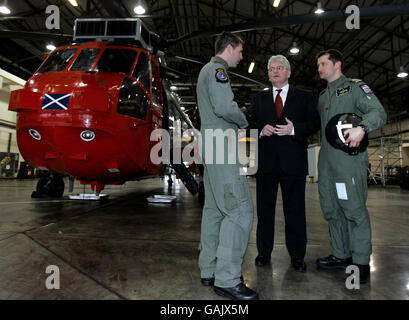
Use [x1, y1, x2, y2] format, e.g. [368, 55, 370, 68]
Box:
[223, 183, 238, 210]
[334, 176, 365, 222]
[318, 176, 337, 220]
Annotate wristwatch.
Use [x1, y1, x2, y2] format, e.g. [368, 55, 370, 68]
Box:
[359, 124, 369, 134]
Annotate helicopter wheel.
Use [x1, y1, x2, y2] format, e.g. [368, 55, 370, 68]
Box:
[32, 174, 65, 198]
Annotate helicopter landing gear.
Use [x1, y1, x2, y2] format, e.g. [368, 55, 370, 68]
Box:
[31, 173, 65, 198]
[167, 173, 173, 186]
[170, 163, 199, 195]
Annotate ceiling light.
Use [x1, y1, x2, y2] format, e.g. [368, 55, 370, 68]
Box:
[397, 66, 408, 78]
[263, 87, 270, 91]
[134, 5, 146, 15]
[315, 2, 324, 14]
[170, 85, 177, 90]
[248, 61, 255, 74]
[0, 6, 11, 14]
[272, 0, 280, 8]
[46, 44, 56, 51]
[68, 0, 78, 7]
[290, 42, 300, 54]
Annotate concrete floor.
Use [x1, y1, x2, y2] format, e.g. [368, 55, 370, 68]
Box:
[0, 176, 408, 300]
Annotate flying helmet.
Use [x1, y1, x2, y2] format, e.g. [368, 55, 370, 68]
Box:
[325, 113, 368, 156]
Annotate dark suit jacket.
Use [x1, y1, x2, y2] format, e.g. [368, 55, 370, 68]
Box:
[249, 86, 320, 176]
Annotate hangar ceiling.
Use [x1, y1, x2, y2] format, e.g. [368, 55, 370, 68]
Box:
[0, 0, 408, 124]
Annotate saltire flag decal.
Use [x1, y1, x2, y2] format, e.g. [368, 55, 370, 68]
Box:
[42, 93, 71, 110]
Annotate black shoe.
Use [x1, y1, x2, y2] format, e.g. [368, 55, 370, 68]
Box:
[355, 264, 370, 284]
[201, 277, 215, 286]
[291, 258, 307, 273]
[316, 254, 352, 270]
[201, 275, 244, 287]
[255, 255, 271, 266]
[214, 283, 259, 300]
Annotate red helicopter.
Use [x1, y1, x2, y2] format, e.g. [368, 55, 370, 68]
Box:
[8, 18, 199, 199]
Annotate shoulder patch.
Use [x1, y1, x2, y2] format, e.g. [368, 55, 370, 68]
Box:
[359, 83, 373, 94]
[351, 79, 362, 83]
[336, 86, 351, 97]
[215, 68, 229, 83]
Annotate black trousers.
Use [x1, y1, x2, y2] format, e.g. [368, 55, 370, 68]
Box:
[256, 171, 307, 260]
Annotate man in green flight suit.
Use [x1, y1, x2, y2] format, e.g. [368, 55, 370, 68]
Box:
[315, 49, 387, 284]
[197, 32, 258, 300]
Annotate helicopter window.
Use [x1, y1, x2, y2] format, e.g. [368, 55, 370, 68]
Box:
[132, 52, 149, 90]
[117, 77, 148, 120]
[97, 49, 137, 74]
[70, 48, 100, 71]
[37, 48, 77, 73]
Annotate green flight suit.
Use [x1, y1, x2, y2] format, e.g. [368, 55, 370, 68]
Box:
[317, 75, 387, 265]
[197, 56, 253, 288]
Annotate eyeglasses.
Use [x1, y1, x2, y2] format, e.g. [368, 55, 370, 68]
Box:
[268, 66, 285, 72]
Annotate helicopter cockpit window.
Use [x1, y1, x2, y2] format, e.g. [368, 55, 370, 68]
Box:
[37, 48, 77, 73]
[117, 77, 148, 120]
[96, 49, 137, 74]
[70, 48, 100, 71]
[132, 52, 149, 91]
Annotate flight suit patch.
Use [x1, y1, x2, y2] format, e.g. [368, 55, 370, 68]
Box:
[215, 68, 229, 83]
[336, 86, 351, 96]
[359, 84, 373, 94]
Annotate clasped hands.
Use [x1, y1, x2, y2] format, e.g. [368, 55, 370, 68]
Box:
[262, 118, 293, 136]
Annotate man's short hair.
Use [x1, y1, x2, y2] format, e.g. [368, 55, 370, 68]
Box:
[316, 49, 344, 66]
[267, 55, 291, 71]
[215, 32, 244, 55]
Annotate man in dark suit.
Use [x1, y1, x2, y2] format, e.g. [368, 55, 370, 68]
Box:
[249, 55, 320, 272]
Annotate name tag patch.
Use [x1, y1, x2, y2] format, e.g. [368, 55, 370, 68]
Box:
[215, 68, 229, 83]
[359, 84, 373, 94]
[336, 86, 351, 96]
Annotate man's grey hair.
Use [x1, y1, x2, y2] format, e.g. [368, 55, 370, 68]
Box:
[267, 55, 291, 71]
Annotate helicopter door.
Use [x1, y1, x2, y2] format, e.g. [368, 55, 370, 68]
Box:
[150, 59, 163, 131]
[145, 58, 164, 175]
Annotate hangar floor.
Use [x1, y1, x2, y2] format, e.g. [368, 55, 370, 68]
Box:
[0, 176, 408, 300]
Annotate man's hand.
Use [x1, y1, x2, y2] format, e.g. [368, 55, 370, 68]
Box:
[262, 124, 276, 136]
[344, 126, 365, 148]
[275, 118, 294, 136]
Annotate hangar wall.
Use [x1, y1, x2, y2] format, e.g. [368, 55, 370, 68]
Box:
[0, 69, 25, 177]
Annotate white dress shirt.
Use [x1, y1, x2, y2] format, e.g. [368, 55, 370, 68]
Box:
[273, 83, 289, 106]
[261, 83, 294, 136]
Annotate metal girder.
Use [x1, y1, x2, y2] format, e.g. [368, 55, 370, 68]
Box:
[169, 3, 409, 43]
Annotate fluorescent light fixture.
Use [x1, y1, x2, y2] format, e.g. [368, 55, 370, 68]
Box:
[248, 61, 255, 74]
[68, 0, 78, 7]
[397, 66, 408, 78]
[263, 87, 270, 91]
[290, 42, 300, 54]
[272, 0, 280, 8]
[170, 85, 177, 90]
[315, 2, 324, 14]
[134, 5, 146, 15]
[0, 6, 11, 14]
[46, 44, 56, 51]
